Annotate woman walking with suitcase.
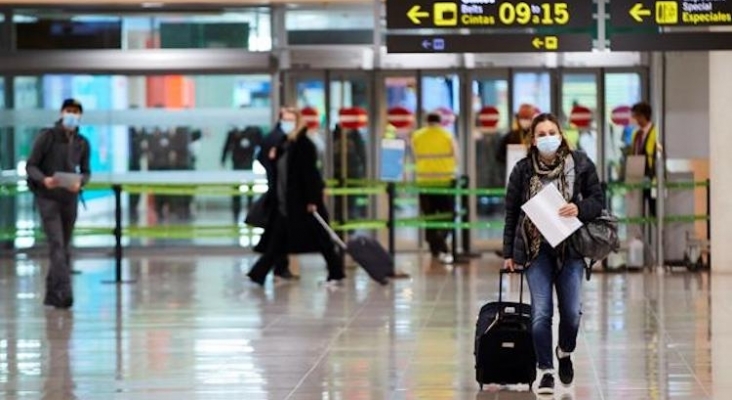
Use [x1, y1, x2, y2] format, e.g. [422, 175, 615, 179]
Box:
[247, 108, 345, 287]
[502, 113, 604, 395]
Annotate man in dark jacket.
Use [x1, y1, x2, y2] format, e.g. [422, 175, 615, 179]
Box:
[26, 99, 91, 309]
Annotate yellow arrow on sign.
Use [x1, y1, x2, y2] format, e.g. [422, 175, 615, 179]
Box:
[630, 3, 652, 22]
[407, 5, 430, 24]
[532, 37, 544, 49]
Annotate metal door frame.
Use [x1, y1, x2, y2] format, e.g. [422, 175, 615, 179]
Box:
[599, 67, 650, 184]
[466, 69, 511, 251]
[375, 70, 421, 251]
[556, 67, 604, 179]
[324, 70, 374, 228]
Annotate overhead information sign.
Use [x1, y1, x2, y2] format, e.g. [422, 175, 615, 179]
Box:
[611, 31, 732, 51]
[386, 0, 594, 30]
[610, 0, 732, 27]
[386, 33, 593, 53]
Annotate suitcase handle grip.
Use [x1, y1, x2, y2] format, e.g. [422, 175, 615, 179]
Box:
[498, 268, 526, 308]
[312, 211, 347, 249]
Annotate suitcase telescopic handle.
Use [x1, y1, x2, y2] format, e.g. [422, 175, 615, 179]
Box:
[498, 268, 525, 307]
[312, 211, 347, 250]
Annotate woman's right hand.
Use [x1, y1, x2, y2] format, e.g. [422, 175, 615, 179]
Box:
[504, 258, 520, 272]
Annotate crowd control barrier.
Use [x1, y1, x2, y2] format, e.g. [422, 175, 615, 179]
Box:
[0, 175, 711, 282]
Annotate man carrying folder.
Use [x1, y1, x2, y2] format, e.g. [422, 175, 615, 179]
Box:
[26, 99, 91, 309]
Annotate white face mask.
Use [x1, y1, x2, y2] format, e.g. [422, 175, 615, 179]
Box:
[518, 119, 532, 131]
[280, 121, 296, 133]
[536, 135, 562, 156]
[62, 113, 81, 130]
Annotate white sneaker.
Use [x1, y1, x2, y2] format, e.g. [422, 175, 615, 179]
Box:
[438, 253, 454, 264]
[322, 279, 344, 290]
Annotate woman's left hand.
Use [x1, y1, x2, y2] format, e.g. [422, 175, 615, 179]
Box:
[558, 203, 579, 218]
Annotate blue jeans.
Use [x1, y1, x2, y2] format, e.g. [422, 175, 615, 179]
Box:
[525, 243, 584, 370]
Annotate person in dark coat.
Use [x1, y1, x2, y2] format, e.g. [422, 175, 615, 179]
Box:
[502, 113, 604, 396]
[247, 110, 344, 287]
[26, 98, 91, 309]
[250, 109, 298, 279]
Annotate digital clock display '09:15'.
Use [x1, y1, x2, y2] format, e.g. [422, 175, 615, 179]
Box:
[461, 2, 572, 27]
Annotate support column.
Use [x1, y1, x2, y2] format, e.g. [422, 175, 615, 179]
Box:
[709, 51, 732, 273]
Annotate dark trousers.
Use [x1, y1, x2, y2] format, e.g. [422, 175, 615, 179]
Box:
[643, 189, 657, 218]
[248, 212, 344, 283]
[418, 193, 454, 256]
[37, 197, 78, 301]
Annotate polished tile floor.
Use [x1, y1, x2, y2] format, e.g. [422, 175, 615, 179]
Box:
[0, 253, 728, 400]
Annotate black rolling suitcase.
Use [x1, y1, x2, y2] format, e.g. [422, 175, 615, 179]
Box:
[475, 268, 536, 390]
[313, 212, 391, 285]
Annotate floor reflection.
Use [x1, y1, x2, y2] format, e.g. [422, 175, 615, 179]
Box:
[0, 253, 724, 399]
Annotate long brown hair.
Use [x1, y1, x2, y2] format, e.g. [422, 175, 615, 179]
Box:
[527, 113, 570, 156]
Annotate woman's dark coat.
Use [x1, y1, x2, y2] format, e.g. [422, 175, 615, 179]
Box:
[502, 150, 605, 266]
[254, 129, 331, 254]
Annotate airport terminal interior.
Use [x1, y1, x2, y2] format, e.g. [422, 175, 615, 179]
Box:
[0, 0, 730, 399]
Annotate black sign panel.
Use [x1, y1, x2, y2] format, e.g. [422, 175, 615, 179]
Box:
[386, 0, 593, 30]
[386, 33, 593, 53]
[611, 31, 732, 51]
[610, 0, 732, 28]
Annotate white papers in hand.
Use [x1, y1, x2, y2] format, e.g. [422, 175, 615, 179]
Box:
[520, 184, 583, 248]
[53, 172, 82, 190]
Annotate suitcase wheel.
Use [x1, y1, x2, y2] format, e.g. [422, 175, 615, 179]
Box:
[479, 383, 483, 391]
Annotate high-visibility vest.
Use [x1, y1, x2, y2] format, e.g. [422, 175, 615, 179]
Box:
[630, 124, 657, 177]
[410, 126, 456, 184]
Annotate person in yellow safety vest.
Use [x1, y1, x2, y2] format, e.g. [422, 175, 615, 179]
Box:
[629, 101, 658, 217]
[411, 112, 459, 264]
[384, 123, 397, 139]
[564, 125, 580, 150]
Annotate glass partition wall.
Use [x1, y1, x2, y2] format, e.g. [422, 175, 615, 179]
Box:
[0, 73, 274, 249]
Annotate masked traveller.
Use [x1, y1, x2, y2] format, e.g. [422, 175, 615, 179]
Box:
[502, 113, 603, 395]
[26, 98, 91, 309]
[247, 109, 345, 287]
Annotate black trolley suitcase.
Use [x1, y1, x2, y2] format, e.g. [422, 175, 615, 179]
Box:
[313, 211, 391, 285]
[475, 268, 536, 390]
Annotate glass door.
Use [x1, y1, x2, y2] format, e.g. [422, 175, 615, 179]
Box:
[379, 72, 419, 251]
[512, 70, 553, 115]
[471, 72, 510, 248]
[604, 71, 645, 184]
[559, 70, 600, 166]
[603, 70, 646, 242]
[328, 72, 371, 227]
